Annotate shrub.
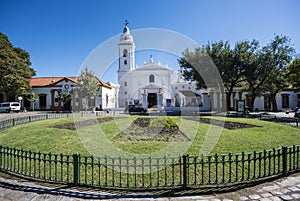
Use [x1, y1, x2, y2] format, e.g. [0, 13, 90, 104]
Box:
[149, 117, 178, 129]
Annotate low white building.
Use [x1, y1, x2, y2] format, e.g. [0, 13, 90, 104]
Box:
[242, 90, 299, 111]
[25, 76, 119, 111]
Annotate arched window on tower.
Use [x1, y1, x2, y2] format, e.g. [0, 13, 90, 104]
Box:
[124, 60, 127, 65]
[123, 49, 128, 57]
[149, 74, 155, 83]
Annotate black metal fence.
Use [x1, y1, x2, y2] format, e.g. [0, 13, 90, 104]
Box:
[0, 145, 299, 189]
[259, 115, 300, 127]
[226, 112, 300, 127]
[0, 112, 120, 131]
[0, 113, 299, 189]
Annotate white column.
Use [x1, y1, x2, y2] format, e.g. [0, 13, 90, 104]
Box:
[157, 93, 163, 111]
[142, 93, 148, 110]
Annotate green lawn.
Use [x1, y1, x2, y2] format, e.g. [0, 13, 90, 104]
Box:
[0, 116, 299, 156]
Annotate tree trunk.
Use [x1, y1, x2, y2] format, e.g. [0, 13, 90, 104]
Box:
[85, 96, 88, 111]
[249, 98, 255, 112]
[226, 87, 234, 111]
[226, 93, 230, 111]
[249, 91, 257, 112]
[270, 93, 278, 112]
[3, 92, 8, 102]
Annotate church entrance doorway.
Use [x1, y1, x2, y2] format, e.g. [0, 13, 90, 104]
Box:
[148, 93, 157, 108]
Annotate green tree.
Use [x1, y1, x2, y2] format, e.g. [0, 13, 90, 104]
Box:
[241, 40, 271, 110]
[180, 41, 251, 111]
[178, 48, 207, 89]
[178, 47, 226, 111]
[285, 58, 300, 89]
[77, 66, 100, 111]
[26, 91, 38, 111]
[260, 35, 295, 111]
[59, 89, 72, 111]
[0, 32, 36, 100]
[205, 40, 252, 110]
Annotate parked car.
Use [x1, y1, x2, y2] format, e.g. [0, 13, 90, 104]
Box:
[0, 102, 21, 113]
[295, 108, 300, 118]
[127, 105, 147, 114]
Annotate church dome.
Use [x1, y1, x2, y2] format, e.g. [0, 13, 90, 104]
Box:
[119, 22, 134, 44]
[123, 25, 130, 34]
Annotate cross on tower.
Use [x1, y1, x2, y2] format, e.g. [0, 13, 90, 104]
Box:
[125, 20, 129, 26]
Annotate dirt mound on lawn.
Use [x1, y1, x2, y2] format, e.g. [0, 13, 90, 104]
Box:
[53, 117, 113, 130]
[114, 117, 190, 142]
[184, 117, 261, 130]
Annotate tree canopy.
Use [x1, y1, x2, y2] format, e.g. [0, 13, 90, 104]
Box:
[205, 40, 256, 110]
[177, 48, 207, 89]
[0, 32, 36, 100]
[179, 35, 296, 111]
[285, 57, 300, 89]
[77, 66, 100, 99]
[259, 35, 295, 111]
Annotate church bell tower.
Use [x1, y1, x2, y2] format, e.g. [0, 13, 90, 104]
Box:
[118, 21, 135, 76]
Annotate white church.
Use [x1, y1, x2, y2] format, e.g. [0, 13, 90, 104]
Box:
[117, 22, 210, 111]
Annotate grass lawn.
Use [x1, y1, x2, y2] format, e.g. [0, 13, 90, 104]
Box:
[205, 117, 300, 154]
[0, 118, 89, 155]
[0, 116, 299, 156]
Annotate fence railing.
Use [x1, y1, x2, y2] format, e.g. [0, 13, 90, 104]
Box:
[0, 145, 299, 189]
[226, 112, 300, 128]
[0, 111, 123, 131]
[0, 113, 299, 189]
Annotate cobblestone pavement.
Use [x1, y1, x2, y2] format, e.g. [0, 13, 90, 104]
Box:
[0, 173, 300, 200]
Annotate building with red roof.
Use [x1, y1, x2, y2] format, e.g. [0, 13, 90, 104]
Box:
[24, 76, 118, 111]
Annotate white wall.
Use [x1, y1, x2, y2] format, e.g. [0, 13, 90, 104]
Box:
[31, 87, 52, 110]
[118, 64, 173, 108]
[31, 79, 119, 110]
[242, 91, 298, 111]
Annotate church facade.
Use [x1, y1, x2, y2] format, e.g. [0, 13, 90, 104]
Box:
[117, 23, 210, 111]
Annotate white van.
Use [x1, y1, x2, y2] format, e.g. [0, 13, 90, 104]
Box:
[0, 102, 21, 113]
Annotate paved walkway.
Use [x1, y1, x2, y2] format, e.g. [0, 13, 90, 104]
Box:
[0, 173, 300, 200]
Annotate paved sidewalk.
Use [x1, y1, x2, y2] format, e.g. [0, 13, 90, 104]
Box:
[0, 173, 300, 200]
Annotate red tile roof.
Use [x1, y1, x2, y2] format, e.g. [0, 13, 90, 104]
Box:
[30, 77, 111, 89]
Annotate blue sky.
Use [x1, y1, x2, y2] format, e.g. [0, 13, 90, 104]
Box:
[1, 0, 299, 83]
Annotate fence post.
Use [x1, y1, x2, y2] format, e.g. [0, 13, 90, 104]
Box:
[0, 145, 2, 170]
[73, 154, 79, 186]
[282, 146, 288, 176]
[182, 155, 188, 188]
